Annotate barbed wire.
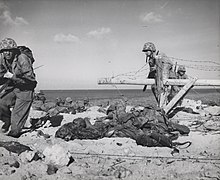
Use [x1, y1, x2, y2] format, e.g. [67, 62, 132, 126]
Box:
[168, 56, 220, 71]
[107, 56, 220, 89]
[181, 64, 220, 71]
[168, 56, 220, 66]
[112, 64, 148, 79]
[71, 152, 220, 164]
[106, 56, 220, 110]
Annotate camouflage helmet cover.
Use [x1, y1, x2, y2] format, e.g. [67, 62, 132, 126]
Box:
[0, 38, 18, 53]
[65, 97, 73, 103]
[178, 65, 186, 72]
[142, 42, 156, 52]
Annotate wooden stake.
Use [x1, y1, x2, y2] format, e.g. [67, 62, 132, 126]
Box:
[163, 78, 197, 114]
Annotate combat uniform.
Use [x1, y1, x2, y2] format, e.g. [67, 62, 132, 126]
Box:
[0, 38, 37, 137]
[142, 42, 174, 103]
[167, 65, 188, 105]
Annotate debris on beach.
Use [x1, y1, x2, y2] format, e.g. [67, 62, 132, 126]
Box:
[0, 98, 220, 180]
[0, 141, 32, 154]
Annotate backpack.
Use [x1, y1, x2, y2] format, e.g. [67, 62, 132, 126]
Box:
[17, 46, 35, 63]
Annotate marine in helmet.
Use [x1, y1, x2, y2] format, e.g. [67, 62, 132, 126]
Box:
[177, 65, 188, 79]
[142, 42, 157, 79]
[0, 38, 37, 137]
[64, 97, 73, 106]
[168, 65, 188, 105]
[142, 42, 174, 103]
[142, 42, 174, 78]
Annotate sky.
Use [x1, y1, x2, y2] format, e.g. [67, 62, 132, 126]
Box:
[0, 0, 219, 90]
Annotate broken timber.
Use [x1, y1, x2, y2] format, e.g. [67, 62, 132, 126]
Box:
[163, 78, 197, 114]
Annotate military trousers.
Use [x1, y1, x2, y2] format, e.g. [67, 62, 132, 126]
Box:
[0, 88, 33, 136]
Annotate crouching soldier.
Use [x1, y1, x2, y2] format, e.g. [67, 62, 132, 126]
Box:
[168, 65, 188, 106]
[0, 38, 37, 137]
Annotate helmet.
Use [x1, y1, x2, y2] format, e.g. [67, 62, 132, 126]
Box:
[0, 38, 18, 52]
[65, 97, 73, 103]
[178, 65, 186, 72]
[142, 42, 156, 52]
[83, 97, 89, 103]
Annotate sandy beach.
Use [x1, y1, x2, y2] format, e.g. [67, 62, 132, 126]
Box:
[1, 0, 219, 179]
[0, 93, 220, 180]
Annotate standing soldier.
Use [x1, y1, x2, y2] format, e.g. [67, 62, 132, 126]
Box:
[0, 38, 37, 137]
[142, 42, 173, 104]
[142, 42, 157, 80]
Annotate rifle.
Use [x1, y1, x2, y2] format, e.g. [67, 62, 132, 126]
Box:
[174, 62, 177, 73]
[0, 65, 44, 98]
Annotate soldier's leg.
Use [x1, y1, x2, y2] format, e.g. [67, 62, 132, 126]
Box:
[143, 71, 156, 92]
[167, 87, 175, 103]
[0, 90, 16, 132]
[151, 84, 159, 103]
[8, 90, 33, 137]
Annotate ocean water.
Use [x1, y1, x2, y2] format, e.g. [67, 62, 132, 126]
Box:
[41, 89, 152, 101]
[41, 88, 219, 102]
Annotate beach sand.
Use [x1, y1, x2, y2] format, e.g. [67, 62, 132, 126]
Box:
[0, 95, 220, 180]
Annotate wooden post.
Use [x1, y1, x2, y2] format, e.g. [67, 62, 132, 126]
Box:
[163, 78, 197, 114]
[98, 78, 220, 86]
[155, 55, 173, 108]
[155, 56, 165, 107]
[159, 86, 169, 108]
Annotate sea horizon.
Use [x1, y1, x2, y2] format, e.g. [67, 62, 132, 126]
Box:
[40, 88, 220, 102]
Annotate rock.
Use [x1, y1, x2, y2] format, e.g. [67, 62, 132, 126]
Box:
[57, 166, 72, 175]
[0, 147, 10, 156]
[203, 120, 220, 131]
[47, 164, 58, 175]
[125, 105, 134, 113]
[36, 130, 50, 139]
[68, 164, 85, 175]
[204, 106, 220, 116]
[182, 99, 202, 112]
[22, 161, 48, 177]
[25, 109, 48, 128]
[87, 106, 101, 112]
[28, 109, 47, 119]
[9, 160, 20, 168]
[43, 144, 72, 167]
[97, 107, 106, 114]
[113, 166, 132, 179]
[19, 151, 37, 163]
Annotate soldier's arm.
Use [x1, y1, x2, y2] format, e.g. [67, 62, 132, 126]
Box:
[0, 57, 8, 85]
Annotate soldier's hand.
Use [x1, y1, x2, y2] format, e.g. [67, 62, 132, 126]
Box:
[4, 71, 14, 79]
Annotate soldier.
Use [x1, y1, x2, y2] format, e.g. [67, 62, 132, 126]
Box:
[142, 42, 173, 103]
[176, 65, 188, 80]
[64, 97, 73, 107]
[168, 65, 188, 105]
[63, 97, 76, 114]
[55, 97, 65, 106]
[142, 42, 157, 80]
[0, 38, 37, 137]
